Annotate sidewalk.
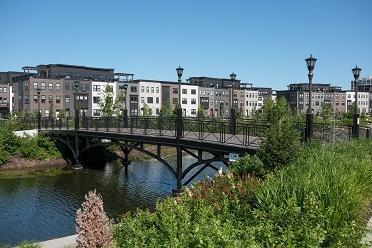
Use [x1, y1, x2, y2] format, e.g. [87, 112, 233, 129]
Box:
[38, 235, 77, 248]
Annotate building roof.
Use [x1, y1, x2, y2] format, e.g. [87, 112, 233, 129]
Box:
[36, 64, 114, 72]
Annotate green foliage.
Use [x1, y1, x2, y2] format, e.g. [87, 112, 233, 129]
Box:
[98, 84, 122, 117]
[17, 241, 40, 248]
[112, 140, 372, 247]
[141, 104, 152, 117]
[197, 107, 205, 118]
[160, 103, 174, 117]
[18, 134, 61, 160]
[230, 154, 265, 177]
[258, 97, 301, 171]
[0, 120, 61, 165]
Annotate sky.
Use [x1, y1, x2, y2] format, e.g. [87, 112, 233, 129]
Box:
[0, 0, 371, 90]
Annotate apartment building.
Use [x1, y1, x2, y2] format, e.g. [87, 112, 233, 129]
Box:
[180, 84, 198, 117]
[243, 89, 260, 117]
[0, 71, 26, 116]
[346, 91, 370, 114]
[90, 81, 117, 117]
[199, 86, 216, 117]
[161, 82, 180, 112]
[188, 76, 241, 88]
[136, 80, 162, 116]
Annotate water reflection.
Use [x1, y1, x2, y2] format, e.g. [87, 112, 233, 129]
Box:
[0, 156, 225, 245]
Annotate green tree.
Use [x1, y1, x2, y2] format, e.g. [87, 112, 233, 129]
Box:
[141, 103, 152, 116]
[197, 107, 206, 118]
[98, 84, 122, 117]
[160, 102, 174, 117]
[48, 102, 54, 118]
[319, 102, 333, 122]
[258, 97, 301, 171]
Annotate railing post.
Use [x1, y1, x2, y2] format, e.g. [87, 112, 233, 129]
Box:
[305, 113, 313, 142]
[75, 110, 80, 131]
[229, 109, 236, 135]
[366, 128, 370, 139]
[37, 112, 41, 131]
[123, 109, 128, 129]
[352, 113, 360, 139]
[106, 117, 109, 132]
[176, 108, 183, 139]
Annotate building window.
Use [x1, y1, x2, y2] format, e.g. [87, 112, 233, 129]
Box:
[93, 109, 101, 116]
[3, 87, 7, 93]
[191, 98, 196, 104]
[156, 87, 159, 93]
[65, 96, 70, 103]
[173, 88, 178, 94]
[33, 95, 38, 103]
[41, 95, 46, 103]
[56, 96, 61, 104]
[45, 110, 49, 117]
[173, 98, 178, 104]
[191, 109, 196, 115]
[33, 82, 38, 89]
[182, 98, 187, 104]
[182, 89, 187, 94]
[131, 86, 137, 92]
[65, 82, 70, 90]
[151, 87, 154, 93]
[48, 95, 53, 103]
[93, 96, 100, 104]
[141, 97, 144, 103]
[141, 86, 144, 93]
[41, 82, 46, 90]
[56, 83, 60, 90]
[48, 83, 53, 90]
[156, 97, 159, 104]
[146, 87, 149, 93]
[130, 96, 138, 103]
[191, 89, 196, 95]
[147, 97, 153, 103]
[24, 96, 29, 104]
[156, 108, 160, 115]
[93, 85, 100, 92]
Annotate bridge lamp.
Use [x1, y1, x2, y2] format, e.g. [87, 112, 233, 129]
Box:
[119, 83, 128, 115]
[37, 87, 42, 130]
[352, 65, 362, 138]
[305, 54, 317, 141]
[229, 72, 236, 117]
[176, 65, 184, 110]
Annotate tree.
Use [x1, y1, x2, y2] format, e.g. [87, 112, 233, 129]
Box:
[197, 107, 206, 118]
[160, 102, 174, 117]
[98, 84, 122, 117]
[141, 103, 152, 116]
[319, 102, 333, 122]
[258, 96, 301, 171]
[48, 102, 54, 118]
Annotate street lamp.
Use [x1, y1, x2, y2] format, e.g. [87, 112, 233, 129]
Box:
[73, 81, 81, 168]
[119, 83, 129, 127]
[37, 87, 41, 131]
[305, 54, 317, 141]
[229, 72, 236, 113]
[352, 65, 362, 138]
[176, 65, 184, 110]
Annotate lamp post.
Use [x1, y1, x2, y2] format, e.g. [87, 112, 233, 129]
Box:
[119, 83, 128, 127]
[73, 81, 82, 168]
[175, 65, 184, 193]
[229, 72, 237, 134]
[352, 65, 361, 138]
[37, 87, 41, 131]
[305, 55, 317, 141]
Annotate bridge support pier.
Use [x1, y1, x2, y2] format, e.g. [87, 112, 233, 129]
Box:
[175, 146, 183, 193]
[120, 146, 131, 175]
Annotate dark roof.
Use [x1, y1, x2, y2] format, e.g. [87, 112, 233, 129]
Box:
[37, 64, 114, 72]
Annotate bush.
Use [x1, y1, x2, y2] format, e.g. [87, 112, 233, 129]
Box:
[257, 119, 301, 171]
[76, 190, 112, 248]
[230, 154, 265, 177]
[18, 135, 61, 160]
[0, 146, 10, 165]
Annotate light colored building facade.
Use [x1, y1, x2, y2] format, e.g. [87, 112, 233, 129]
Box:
[90, 81, 117, 117]
[243, 89, 259, 117]
[346, 91, 370, 114]
[180, 84, 198, 117]
[137, 80, 162, 116]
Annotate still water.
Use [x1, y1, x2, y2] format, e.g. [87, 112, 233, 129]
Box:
[0, 156, 224, 245]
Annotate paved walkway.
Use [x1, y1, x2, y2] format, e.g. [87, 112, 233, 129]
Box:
[38, 235, 77, 248]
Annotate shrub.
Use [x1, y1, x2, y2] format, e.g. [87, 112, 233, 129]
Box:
[76, 190, 112, 248]
[18, 135, 61, 160]
[257, 119, 301, 171]
[230, 154, 265, 177]
[0, 147, 10, 165]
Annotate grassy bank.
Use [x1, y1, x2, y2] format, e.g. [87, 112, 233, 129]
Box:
[112, 140, 372, 247]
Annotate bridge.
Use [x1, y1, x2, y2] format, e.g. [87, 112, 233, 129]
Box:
[18, 115, 371, 192]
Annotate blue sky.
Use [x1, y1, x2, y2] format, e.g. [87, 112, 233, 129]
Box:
[0, 0, 371, 90]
